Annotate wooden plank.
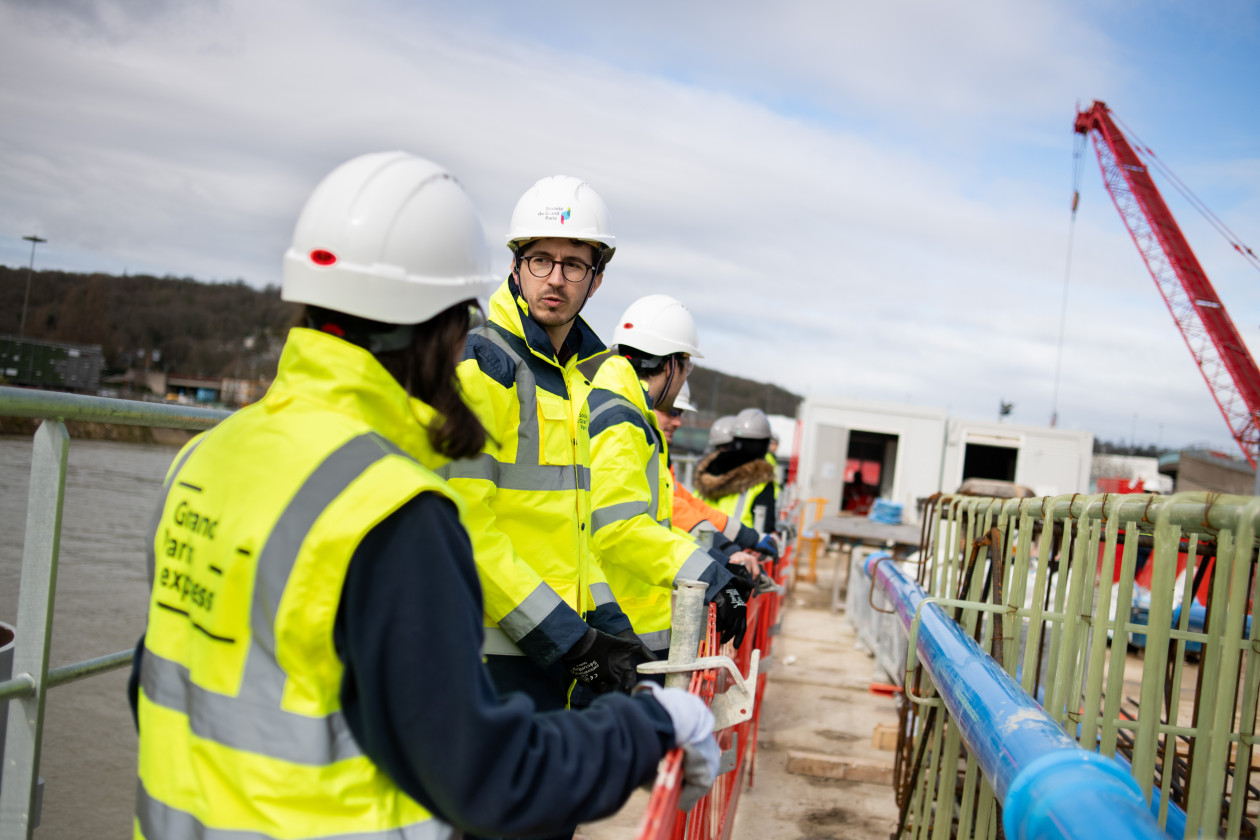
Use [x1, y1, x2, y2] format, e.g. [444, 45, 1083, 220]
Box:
[785, 751, 894, 785]
[872, 723, 899, 751]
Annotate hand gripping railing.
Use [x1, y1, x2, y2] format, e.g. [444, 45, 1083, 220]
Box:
[865, 552, 1166, 840]
[0, 387, 229, 840]
[633, 550, 789, 840]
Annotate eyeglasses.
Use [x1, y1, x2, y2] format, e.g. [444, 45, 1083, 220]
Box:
[520, 253, 595, 284]
[667, 407, 685, 419]
[467, 302, 486, 330]
[676, 355, 694, 376]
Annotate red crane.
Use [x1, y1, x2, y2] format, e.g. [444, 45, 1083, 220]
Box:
[1074, 100, 1260, 467]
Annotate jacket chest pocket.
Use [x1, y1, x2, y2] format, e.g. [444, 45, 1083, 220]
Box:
[537, 397, 576, 466]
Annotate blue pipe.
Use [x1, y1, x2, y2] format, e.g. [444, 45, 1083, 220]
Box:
[865, 553, 1169, 840]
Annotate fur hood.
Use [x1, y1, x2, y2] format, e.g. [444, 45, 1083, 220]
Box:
[693, 451, 776, 500]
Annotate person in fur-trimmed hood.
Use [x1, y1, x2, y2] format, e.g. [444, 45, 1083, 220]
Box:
[694, 408, 778, 536]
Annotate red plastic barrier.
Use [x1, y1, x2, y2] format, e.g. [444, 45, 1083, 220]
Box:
[633, 549, 788, 840]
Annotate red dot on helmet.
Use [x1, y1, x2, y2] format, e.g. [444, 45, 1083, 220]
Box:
[310, 249, 337, 266]
[623, 322, 634, 329]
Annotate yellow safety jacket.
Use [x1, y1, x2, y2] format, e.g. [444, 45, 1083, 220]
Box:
[439, 279, 626, 666]
[135, 328, 457, 840]
[695, 451, 778, 534]
[586, 353, 728, 652]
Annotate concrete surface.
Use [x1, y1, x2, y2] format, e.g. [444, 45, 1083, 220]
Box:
[581, 552, 903, 840]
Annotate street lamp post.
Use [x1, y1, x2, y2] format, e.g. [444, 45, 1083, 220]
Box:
[18, 232, 47, 337]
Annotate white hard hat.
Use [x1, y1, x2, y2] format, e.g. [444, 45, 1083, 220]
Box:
[507, 175, 615, 266]
[709, 415, 736, 448]
[612, 294, 703, 358]
[732, 407, 772, 440]
[282, 152, 498, 325]
[674, 381, 697, 413]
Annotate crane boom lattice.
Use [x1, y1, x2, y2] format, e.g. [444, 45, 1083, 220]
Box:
[1074, 100, 1260, 466]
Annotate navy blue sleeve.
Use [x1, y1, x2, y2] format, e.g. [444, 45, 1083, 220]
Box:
[335, 492, 675, 838]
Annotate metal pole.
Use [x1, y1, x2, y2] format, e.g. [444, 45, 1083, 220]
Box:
[665, 581, 708, 690]
[17, 236, 46, 340]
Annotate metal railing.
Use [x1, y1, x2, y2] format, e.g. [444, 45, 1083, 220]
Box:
[859, 491, 1260, 839]
[0, 387, 228, 839]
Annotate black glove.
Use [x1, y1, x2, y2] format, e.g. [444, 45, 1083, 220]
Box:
[712, 565, 755, 648]
[562, 628, 654, 694]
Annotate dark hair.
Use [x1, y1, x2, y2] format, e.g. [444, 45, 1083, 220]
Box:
[618, 345, 670, 378]
[302, 303, 486, 460]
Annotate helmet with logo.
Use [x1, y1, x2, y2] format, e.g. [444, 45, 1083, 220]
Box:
[282, 151, 498, 325]
[709, 415, 736, 448]
[674, 381, 698, 413]
[506, 175, 616, 269]
[732, 407, 772, 441]
[612, 294, 703, 359]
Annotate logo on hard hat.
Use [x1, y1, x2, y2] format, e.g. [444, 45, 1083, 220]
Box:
[538, 205, 572, 224]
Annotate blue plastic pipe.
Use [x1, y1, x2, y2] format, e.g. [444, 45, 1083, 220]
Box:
[865, 553, 1170, 840]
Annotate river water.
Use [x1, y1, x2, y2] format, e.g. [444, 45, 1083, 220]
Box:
[1, 434, 179, 838]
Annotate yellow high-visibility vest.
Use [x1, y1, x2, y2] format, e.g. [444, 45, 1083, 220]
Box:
[136, 328, 457, 840]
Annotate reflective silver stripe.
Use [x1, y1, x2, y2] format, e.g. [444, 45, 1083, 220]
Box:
[589, 581, 617, 607]
[591, 499, 653, 533]
[242, 433, 401, 708]
[136, 778, 455, 840]
[644, 442, 661, 519]
[481, 626, 526, 656]
[732, 489, 751, 527]
[586, 396, 623, 427]
[497, 582, 564, 641]
[440, 454, 589, 492]
[141, 648, 363, 765]
[480, 328, 541, 467]
[674, 551, 714, 586]
[722, 515, 742, 540]
[637, 628, 670, 651]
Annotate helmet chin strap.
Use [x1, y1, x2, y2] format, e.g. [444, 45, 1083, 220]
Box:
[655, 357, 677, 411]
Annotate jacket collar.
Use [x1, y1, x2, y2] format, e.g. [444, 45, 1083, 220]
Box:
[270, 327, 432, 460]
[487, 276, 606, 366]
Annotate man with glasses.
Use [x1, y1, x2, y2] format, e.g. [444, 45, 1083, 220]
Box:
[581, 295, 754, 659]
[439, 176, 651, 716]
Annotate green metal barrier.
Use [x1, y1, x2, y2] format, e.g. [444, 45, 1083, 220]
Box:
[894, 492, 1260, 839]
[0, 386, 228, 839]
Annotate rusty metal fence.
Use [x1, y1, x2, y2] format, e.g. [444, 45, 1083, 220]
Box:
[886, 491, 1260, 839]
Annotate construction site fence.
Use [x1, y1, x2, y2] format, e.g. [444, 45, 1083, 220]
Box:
[1, 385, 788, 840]
[0, 386, 229, 839]
[853, 491, 1260, 840]
[634, 548, 790, 840]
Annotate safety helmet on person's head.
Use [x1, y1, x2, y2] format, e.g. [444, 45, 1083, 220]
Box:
[674, 382, 697, 413]
[709, 415, 736, 448]
[612, 294, 703, 359]
[506, 175, 616, 270]
[282, 151, 498, 325]
[732, 408, 772, 441]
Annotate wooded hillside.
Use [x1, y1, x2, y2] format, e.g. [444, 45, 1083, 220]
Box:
[0, 266, 295, 378]
[0, 265, 801, 415]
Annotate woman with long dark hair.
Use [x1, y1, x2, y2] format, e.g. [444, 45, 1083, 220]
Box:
[129, 152, 717, 840]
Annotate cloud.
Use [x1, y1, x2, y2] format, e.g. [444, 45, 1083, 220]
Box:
[0, 0, 1256, 453]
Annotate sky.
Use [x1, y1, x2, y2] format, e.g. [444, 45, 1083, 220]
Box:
[2, 0, 1258, 454]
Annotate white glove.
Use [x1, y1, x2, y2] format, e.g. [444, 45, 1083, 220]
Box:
[635, 682, 720, 811]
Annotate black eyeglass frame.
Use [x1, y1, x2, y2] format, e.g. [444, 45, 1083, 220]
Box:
[516, 252, 596, 284]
